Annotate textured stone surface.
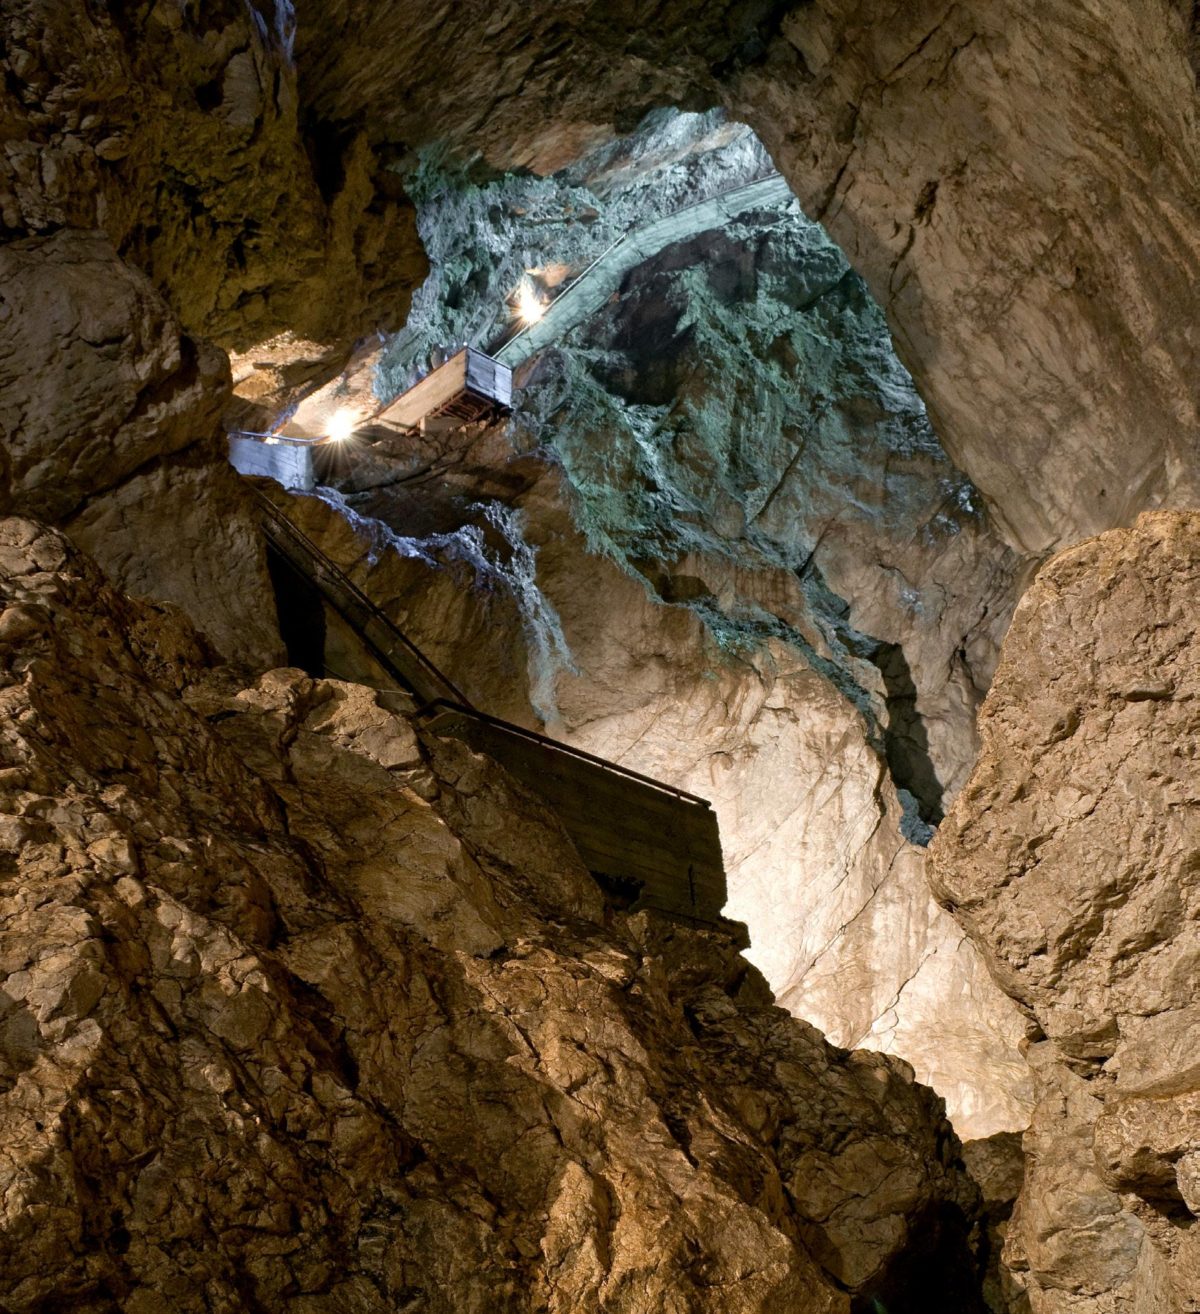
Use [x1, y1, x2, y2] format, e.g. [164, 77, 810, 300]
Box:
[280, 135, 1033, 1138]
[729, 2, 1200, 555]
[0, 0, 425, 366]
[287, 2, 1200, 557]
[930, 512, 1200, 1311]
[962, 1132, 1029, 1314]
[67, 458, 285, 669]
[264, 422, 1032, 1141]
[0, 230, 227, 524]
[0, 517, 986, 1311]
[0, 228, 281, 667]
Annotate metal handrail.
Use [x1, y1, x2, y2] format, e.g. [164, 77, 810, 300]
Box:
[417, 698, 713, 809]
[252, 487, 715, 811]
[492, 169, 788, 363]
[252, 487, 471, 707]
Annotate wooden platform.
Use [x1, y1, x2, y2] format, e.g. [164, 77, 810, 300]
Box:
[377, 348, 512, 431]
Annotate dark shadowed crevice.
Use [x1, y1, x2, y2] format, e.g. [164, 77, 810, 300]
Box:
[848, 1202, 986, 1314]
[798, 560, 945, 837]
[266, 543, 326, 675]
[872, 639, 945, 828]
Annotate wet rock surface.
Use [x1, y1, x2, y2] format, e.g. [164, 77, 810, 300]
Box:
[0, 518, 984, 1311]
[930, 512, 1200, 1312]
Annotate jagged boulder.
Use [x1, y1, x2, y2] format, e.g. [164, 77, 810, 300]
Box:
[930, 511, 1200, 1311]
[0, 517, 985, 1311]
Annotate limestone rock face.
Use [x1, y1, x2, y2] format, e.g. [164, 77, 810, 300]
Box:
[0, 231, 226, 524]
[66, 458, 285, 670]
[0, 517, 985, 1312]
[729, 3, 1200, 555]
[0, 228, 282, 667]
[263, 428, 1032, 1142]
[0, 0, 424, 365]
[930, 512, 1200, 1311]
[289, 2, 1200, 556]
[275, 140, 1033, 1139]
[294, 0, 783, 176]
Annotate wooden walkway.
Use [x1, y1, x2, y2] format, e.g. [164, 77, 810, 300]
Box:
[253, 490, 737, 935]
[493, 173, 794, 365]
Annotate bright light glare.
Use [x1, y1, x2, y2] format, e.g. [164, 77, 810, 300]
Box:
[327, 408, 357, 442]
[515, 279, 546, 325]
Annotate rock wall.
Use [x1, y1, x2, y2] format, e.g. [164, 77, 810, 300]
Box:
[1, 0, 424, 362]
[0, 228, 282, 667]
[284, 127, 1034, 1139]
[283, 1, 1200, 558]
[265, 429, 1032, 1141]
[730, 1, 1200, 555]
[930, 512, 1200, 1311]
[1, 0, 433, 661]
[0, 517, 987, 1312]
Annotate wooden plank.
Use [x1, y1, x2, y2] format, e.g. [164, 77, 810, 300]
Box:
[378, 349, 512, 429]
[420, 705, 712, 804]
[573, 827, 724, 890]
[456, 738, 717, 851]
[378, 352, 468, 428]
[430, 716, 722, 850]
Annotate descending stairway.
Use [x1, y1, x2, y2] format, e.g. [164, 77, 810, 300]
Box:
[254, 488, 739, 937]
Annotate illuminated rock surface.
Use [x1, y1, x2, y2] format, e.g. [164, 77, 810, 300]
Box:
[0, 229, 281, 667]
[0, 519, 984, 1312]
[931, 513, 1200, 1311]
[307, 133, 1033, 1138]
[2, 2, 1198, 1309]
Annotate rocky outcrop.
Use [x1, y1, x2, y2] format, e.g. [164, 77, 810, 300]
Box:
[962, 1133, 1028, 1314]
[285, 3, 1200, 558]
[0, 228, 281, 667]
[730, 3, 1200, 555]
[67, 456, 284, 670]
[0, 231, 226, 524]
[270, 126, 1033, 1138]
[0, 516, 987, 1311]
[930, 512, 1200, 1311]
[261, 422, 1032, 1142]
[1, 0, 425, 366]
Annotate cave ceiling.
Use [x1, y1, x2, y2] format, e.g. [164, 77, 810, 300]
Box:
[6, 1, 1196, 555]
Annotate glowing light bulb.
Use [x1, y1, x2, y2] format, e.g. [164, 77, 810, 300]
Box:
[327, 408, 356, 442]
[515, 279, 546, 326]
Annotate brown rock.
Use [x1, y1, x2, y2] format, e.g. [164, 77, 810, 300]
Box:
[67, 457, 284, 669]
[930, 512, 1200, 1312]
[0, 228, 282, 666]
[0, 517, 985, 1310]
[0, 0, 426, 365]
[0, 230, 226, 523]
